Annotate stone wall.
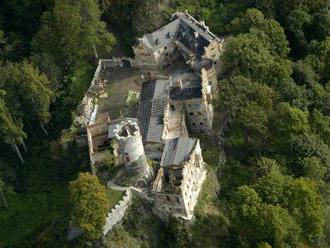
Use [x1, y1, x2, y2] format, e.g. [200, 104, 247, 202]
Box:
[74, 58, 139, 128]
[102, 189, 132, 236]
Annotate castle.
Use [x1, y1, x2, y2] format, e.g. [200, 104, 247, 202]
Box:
[79, 11, 223, 233]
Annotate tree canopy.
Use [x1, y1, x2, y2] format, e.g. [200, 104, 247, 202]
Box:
[69, 172, 110, 240]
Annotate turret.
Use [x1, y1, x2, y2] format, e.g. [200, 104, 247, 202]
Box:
[112, 120, 151, 181]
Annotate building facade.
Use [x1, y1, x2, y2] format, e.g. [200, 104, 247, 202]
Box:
[152, 138, 206, 220]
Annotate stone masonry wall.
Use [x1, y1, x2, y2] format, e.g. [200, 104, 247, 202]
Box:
[102, 189, 132, 236]
[74, 58, 138, 127]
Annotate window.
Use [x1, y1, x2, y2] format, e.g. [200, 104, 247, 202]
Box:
[176, 197, 180, 204]
[166, 196, 171, 201]
[166, 53, 169, 56]
[192, 122, 196, 126]
[125, 156, 130, 162]
[164, 46, 167, 50]
[200, 122, 204, 126]
[197, 111, 202, 115]
[189, 112, 194, 116]
[170, 104, 175, 111]
[214, 61, 217, 65]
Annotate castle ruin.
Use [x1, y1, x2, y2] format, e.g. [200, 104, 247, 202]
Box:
[77, 11, 224, 235]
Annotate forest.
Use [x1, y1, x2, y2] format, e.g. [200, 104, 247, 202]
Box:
[0, 0, 330, 247]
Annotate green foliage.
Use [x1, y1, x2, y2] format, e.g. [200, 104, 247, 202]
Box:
[0, 0, 329, 246]
[229, 8, 290, 58]
[231, 185, 301, 248]
[272, 102, 310, 136]
[32, 0, 115, 67]
[69, 172, 110, 240]
[0, 93, 26, 144]
[219, 6, 330, 247]
[0, 61, 52, 121]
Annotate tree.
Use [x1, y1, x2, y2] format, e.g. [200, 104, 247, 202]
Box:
[253, 165, 286, 205]
[0, 91, 26, 163]
[69, 172, 110, 239]
[0, 176, 9, 209]
[20, 61, 53, 125]
[0, 30, 6, 58]
[283, 178, 325, 241]
[271, 102, 310, 138]
[255, 157, 281, 177]
[253, 168, 325, 242]
[302, 157, 326, 180]
[256, 0, 328, 21]
[312, 8, 330, 41]
[0, 61, 53, 133]
[236, 101, 268, 145]
[292, 60, 319, 87]
[222, 32, 274, 81]
[231, 185, 300, 248]
[304, 37, 330, 83]
[219, 75, 276, 117]
[229, 8, 289, 58]
[309, 109, 330, 145]
[286, 9, 312, 58]
[33, 0, 115, 67]
[286, 133, 330, 177]
[221, 31, 292, 87]
[257, 242, 272, 248]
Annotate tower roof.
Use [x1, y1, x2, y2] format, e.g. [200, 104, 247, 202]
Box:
[161, 137, 198, 167]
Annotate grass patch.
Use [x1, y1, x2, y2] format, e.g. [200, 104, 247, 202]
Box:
[107, 188, 125, 210]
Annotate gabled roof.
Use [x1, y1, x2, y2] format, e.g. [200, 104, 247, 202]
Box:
[137, 79, 169, 143]
[161, 137, 198, 167]
[139, 12, 220, 57]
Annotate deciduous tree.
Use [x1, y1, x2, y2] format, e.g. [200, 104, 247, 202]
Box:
[69, 172, 110, 239]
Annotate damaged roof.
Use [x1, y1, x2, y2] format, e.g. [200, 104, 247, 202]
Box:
[161, 137, 198, 167]
[169, 86, 202, 100]
[139, 12, 219, 56]
[137, 79, 169, 143]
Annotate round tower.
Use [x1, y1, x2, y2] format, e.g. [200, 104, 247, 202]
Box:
[113, 120, 151, 180]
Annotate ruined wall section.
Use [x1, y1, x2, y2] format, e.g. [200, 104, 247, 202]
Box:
[102, 189, 131, 236]
[74, 58, 138, 128]
[152, 140, 206, 220]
